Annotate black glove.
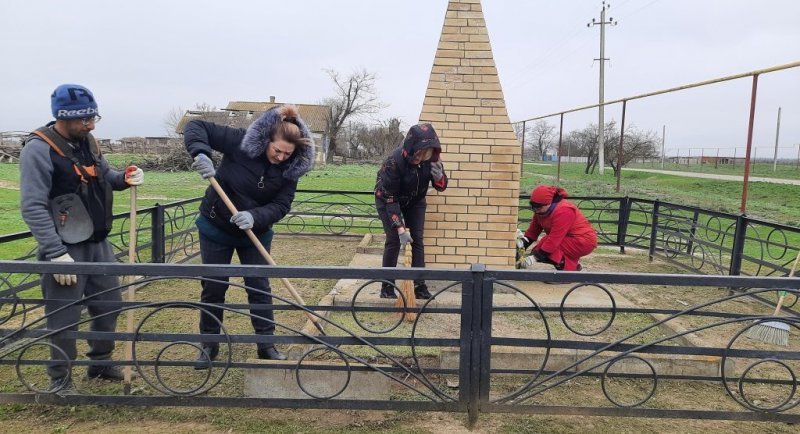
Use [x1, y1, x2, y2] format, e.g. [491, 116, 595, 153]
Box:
[532, 249, 549, 263]
[521, 236, 533, 249]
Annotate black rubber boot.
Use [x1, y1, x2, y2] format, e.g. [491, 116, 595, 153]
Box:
[414, 283, 432, 300]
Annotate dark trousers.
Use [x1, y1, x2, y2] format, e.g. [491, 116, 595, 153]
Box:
[198, 232, 276, 349]
[42, 240, 121, 380]
[376, 199, 427, 286]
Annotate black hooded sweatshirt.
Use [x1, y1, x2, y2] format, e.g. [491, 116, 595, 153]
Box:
[374, 123, 448, 228]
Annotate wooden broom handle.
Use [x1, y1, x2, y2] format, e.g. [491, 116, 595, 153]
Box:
[208, 177, 325, 334]
[774, 249, 800, 314]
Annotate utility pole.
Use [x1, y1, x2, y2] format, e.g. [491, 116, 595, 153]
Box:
[588, 1, 616, 176]
[773, 107, 781, 172]
[660, 125, 665, 169]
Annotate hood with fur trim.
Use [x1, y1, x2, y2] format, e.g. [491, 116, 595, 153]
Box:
[240, 106, 315, 181]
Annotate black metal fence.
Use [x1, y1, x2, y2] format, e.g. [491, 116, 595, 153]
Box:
[1, 191, 799, 427]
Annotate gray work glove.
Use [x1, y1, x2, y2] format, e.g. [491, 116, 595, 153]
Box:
[51, 252, 77, 286]
[430, 161, 444, 182]
[398, 229, 413, 246]
[230, 211, 254, 230]
[191, 154, 216, 179]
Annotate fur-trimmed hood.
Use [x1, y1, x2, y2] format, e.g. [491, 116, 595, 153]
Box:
[240, 106, 315, 181]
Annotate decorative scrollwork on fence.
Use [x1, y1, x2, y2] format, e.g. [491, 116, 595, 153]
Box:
[278, 193, 381, 236]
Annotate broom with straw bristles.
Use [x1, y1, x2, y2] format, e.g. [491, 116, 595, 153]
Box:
[394, 239, 417, 322]
[746, 249, 800, 346]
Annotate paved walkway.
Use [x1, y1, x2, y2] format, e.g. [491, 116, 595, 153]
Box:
[623, 167, 800, 185]
[327, 252, 633, 309]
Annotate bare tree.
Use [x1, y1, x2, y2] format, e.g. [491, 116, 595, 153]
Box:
[529, 120, 556, 160]
[565, 122, 658, 175]
[514, 120, 556, 160]
[163, 102, 217, 137]
[341, 118, 404, 161]
[322, 69, 385, 162]
[607, 125, 660, 176]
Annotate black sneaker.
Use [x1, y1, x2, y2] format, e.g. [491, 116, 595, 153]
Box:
[414, 283, 432, 300]
[87, 364, 125, 381]
[257, 346, 287, 360]
[194, 345, 219, 370]
[47, 376, 77, 396]
[379, 284, 397, 299]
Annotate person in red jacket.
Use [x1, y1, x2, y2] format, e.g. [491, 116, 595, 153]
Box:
[519, 185, 597, 271]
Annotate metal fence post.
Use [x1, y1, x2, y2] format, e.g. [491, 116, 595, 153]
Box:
[686, 210, 700, 256]
[729, 214, 748, 276]
[617, 196, 631, 254]
[463, 263, 487, 428]
[648, 200, 661, 262]
[151, 204, 166, 263]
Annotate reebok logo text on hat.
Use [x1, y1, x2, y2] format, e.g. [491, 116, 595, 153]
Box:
[51, 84, 99, 120]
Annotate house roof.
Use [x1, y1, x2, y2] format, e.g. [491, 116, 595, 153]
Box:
[225, 101, 329, 132]
[175, 101, 329, 135]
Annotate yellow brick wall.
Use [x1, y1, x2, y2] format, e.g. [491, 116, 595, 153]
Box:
[419, 0, 521, 269]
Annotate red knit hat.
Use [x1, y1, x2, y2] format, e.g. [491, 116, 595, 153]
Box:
[529, 185, 568, 207]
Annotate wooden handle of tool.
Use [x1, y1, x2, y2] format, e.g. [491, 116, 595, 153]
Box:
[774, 249, 800, 315]
[208, 177, 323, 331]
[124, 185, 136, 389]
[404, 231, 412, 268]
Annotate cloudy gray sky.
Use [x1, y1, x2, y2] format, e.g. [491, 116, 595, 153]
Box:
[1, 0, 798, 157]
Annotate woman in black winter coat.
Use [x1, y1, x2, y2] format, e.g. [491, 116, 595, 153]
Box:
[374, 123, 448, 299]
[184, 104, 314, 364]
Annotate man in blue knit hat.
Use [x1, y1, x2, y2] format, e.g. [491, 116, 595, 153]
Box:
[19, 84, 145, 395]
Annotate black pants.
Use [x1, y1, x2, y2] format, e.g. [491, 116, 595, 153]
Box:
[198, 232, 276, 349]
[376, 199, 427, 287]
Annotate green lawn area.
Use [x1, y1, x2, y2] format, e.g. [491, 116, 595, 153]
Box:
[0, 159, 797, 235]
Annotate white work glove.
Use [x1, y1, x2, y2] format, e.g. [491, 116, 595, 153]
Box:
[398, 229, 413, 246]
[191, 154, 216, 179]
[125, 165, 144, 186]
[51, 253, 77, 286]
[523, 256, 537, 269]
[230, 211, 254, 230]
[430, 161, 444, 182]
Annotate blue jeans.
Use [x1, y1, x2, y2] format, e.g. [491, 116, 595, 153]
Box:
[198, 231, 276, 349]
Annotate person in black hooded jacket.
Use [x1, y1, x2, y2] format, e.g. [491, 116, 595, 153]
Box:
[184, 104, 314, 364]
[374, 123, 448, 299]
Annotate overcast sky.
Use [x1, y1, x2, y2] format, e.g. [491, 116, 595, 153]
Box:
[1, 0, 798, 157]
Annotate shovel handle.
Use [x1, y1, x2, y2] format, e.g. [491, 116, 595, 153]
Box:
[124, 185, 137, 391]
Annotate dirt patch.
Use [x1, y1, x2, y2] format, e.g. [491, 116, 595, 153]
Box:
[0, 179, 19, 190]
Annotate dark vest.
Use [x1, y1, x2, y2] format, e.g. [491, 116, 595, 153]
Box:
[25, 124, 114, 242]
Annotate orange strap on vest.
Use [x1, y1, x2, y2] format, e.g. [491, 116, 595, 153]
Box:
[32, 130, 100, 184]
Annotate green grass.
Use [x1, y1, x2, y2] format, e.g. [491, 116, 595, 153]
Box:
[628, 160, 800, 180]
[522, 162, 800, 225]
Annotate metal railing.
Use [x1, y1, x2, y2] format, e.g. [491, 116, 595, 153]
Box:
[0, 261, 799, 426]
[1, 192, 799, 426]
